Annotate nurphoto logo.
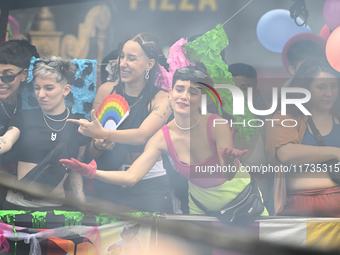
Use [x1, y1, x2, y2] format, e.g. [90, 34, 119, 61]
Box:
[199, 83, 312, 128]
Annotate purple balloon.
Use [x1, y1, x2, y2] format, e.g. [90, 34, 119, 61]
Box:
[323, 0, 340, 31]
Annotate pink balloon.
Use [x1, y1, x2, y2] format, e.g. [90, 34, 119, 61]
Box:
[282, 33, 327, 76]
[319, 24, 331, 41]
[326, 26, 340, 72]
[323, 0, 340, 31]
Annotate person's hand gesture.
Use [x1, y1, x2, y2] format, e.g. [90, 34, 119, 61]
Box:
[219, 148, 248, 165]
[219, 148, 248, 180]
[60, 158, 97, 179]
[67, 109, 107, 139]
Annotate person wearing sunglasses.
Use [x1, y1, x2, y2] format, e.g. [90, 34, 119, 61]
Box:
[0, 40, 39, 138]
[61, 64, 268, 215]
[0, 40, 39, 208]
[0, 56, 91, 210]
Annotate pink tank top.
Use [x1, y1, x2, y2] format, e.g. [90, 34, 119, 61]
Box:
[162, 114, 228, 188]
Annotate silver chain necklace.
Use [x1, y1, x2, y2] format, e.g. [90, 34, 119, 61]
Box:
[43, 107, 70, 122]
[174, 114, 201, 131]
[123, 87, 144, 108]
[42, 108, 69, 141]
[0, 99, 17, 119]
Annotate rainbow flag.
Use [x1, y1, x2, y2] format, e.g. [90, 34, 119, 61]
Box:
[96, 94, 129, 130]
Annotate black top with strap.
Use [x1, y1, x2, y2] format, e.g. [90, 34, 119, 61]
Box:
[96, 83, 161, 170]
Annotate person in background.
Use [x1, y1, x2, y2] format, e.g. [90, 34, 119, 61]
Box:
[228, 63, 267, 119]
[100, 49, 120, 84]
[227, 63, 271, 212]
[283, 40, 326, 87]
[266, 60, 340, 216]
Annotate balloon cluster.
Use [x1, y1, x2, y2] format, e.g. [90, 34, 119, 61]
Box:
[256, 9, 311, 53]
[322, 0, 340, 72]
[257, 1, 340, 72]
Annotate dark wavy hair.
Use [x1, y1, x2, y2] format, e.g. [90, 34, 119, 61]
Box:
[0, 39, 39, 69]
[115, 32, 161, 112]
[286, 59, 340, 118]
[172, 63, 213, 88]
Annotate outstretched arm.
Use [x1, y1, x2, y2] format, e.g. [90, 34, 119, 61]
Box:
[212, 118, 247, 180]
[61, 130, 166, 187]
[0, 127, 20, 155]
[67, 91, 172, 145]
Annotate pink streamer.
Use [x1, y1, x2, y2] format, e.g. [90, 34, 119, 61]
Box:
[167, 38, 195, 86]
[155, 38, 195, 91]
[155, 64, 171, 92]
[7, 16, 20, 40]
[0, 223, 9, 253]
[84, 226, 101, 254]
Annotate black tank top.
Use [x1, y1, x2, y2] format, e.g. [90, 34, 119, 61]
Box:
[95, 83, 161, 170]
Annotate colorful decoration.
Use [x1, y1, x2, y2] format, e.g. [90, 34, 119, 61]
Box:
[281, 32, 326, 76]
[0, 210, 29, 226]
[183, 24, 258, 142]
[326, 26, 340, 72]
[95, 214, 118, 226]
[53, 211, 84, 227]
[323, 0, 340, 31]
[8, 16, 20, 40]
[31, 212, 48, 229]
[256, 9, 311, 53]
[320, 24, 331, 41]
[96, 94, 130, 131]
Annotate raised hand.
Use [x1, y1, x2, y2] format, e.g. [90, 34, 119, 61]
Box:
[67, 109, 108, 139]
[60, 158, 97, 179]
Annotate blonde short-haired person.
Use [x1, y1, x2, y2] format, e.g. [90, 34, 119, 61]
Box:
[0, 56, 90, 210]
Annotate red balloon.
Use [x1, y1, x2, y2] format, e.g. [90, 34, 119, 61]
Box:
[282, 33, 326, 76]
[320, 24, 331, 41]
[326, 26, 340, 72]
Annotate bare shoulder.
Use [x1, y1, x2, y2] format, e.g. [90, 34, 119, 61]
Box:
[152, 90, 169, 104]
[145, 127, 168, 154]
[97, 81, 118, 96]
[93, 82, 118, 109]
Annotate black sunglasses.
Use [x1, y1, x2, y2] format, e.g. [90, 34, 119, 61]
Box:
[0, 69, 24, 83]
[34, 60, 68, 81]
[177, 67, 207, 78]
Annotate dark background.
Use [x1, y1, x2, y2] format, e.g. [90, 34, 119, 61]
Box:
[8, 0, 326, 78]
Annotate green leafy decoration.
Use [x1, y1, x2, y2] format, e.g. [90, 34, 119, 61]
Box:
[183, 24, 258, 142]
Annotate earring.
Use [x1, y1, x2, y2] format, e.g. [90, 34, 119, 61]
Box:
[145, 69, 150, 80]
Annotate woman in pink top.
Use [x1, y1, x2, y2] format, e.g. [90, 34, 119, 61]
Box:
[61, 64, 260, 214]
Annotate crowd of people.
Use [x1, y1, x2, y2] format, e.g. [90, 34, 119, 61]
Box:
[0, 33, 339, 220]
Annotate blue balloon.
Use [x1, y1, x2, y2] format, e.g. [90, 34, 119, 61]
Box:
[257, 9, 312, 53]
